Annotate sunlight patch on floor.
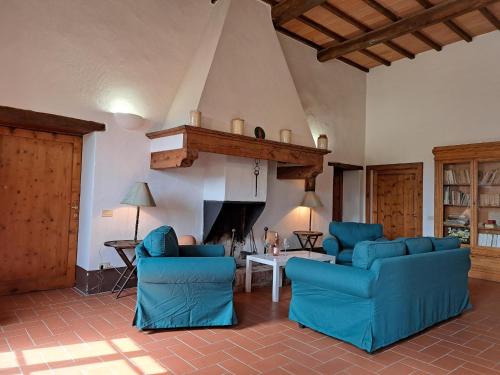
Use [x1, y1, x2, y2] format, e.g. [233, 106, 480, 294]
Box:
[111, 337, 142, 352]
[129, 355, 168, 374]
[0, 351, 18, 369]
[1, 338, 168, 374]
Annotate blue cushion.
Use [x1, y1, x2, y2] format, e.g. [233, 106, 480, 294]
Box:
[142, 226, 179, 257]
[405, 237, 433, 255]
[352, 240, 406, 270]
[337, 249, 354, 264]
[431, 237, 461, 251]
[329, 222, 384, 249]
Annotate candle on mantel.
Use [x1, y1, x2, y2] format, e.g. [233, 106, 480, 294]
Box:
[231, 118, 244, 135]
[317, 134, 328, 149]
[190, 110, 201, 127]
[280, 129, 292, 143]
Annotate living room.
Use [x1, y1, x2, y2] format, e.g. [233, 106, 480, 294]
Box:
[0, 0, 499, 374]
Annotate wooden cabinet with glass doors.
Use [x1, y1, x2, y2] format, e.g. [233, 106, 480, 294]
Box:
[434, 141, 500, 282]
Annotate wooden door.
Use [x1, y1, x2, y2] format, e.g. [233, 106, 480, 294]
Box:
[366, 163, 423, 239]
[0, 126, 82, 294]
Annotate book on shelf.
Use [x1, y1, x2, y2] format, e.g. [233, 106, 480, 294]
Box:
[479, 168, 500, 185]
[479, 193, 500, 207]
[444, 168, 470, 185]
[443, 186, 470, 206]
[444, 214, 469, 226]
[478, 232, 500, 248]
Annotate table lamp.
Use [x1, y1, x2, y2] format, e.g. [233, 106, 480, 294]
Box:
[300, 191, 323, 231]
[121, 182, 156, 241]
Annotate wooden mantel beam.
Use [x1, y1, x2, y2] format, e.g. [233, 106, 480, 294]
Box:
[318, 0, 497, 62]
[147, 126, 330, 187]
[272, 0, 327, 25]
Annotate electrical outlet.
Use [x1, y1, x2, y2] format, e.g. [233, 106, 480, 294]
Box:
[101, 209, 113, 217]
[99, 262, 112, 270]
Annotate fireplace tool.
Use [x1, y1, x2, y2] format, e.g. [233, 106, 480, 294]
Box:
[229, 228, 236, 257]
[235, 227, 259, 260]
[263, 226, 269, 254]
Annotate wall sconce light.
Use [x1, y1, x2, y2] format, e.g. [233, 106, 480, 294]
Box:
[113, 112, 146, 131]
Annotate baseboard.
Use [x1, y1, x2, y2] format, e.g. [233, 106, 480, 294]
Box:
[75, 265, 137, 295]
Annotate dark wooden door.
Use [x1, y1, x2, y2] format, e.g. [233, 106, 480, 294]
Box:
[0, 126, 82, 295]
[366, 163, 423, 239]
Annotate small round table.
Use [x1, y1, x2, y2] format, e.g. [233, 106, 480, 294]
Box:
[293, 231, 323, 253]
[104, 240, 141, 298]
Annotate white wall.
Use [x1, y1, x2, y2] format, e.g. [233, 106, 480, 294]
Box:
[0, 0, 212, 269]
[0, 0, 368, 270]
[278, 34, 367, 226]
[366, 32, 500, 235]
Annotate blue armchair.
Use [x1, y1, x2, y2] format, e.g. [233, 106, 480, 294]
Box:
[323, 222, 385, 265]
[133, 226, 237, 330]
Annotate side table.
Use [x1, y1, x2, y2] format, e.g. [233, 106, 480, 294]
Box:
[293, 231, 323, 253]
[104, 240, 141, 298]
[245, 251, 335, 302]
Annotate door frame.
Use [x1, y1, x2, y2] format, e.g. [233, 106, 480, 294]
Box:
[328, 162, 363, 221]
[0, 106, 104, 294]
[365, 162, 424, 237]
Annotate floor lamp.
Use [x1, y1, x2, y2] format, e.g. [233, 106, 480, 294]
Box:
[300, 191, 323, 231]
[121, 182, 156, 241]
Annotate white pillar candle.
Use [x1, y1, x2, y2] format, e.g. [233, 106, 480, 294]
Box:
[280, 129, 292, 143]
[231, 118, 244, 135]
[317, 134, 328, 149]
[190, 110, 201, 127]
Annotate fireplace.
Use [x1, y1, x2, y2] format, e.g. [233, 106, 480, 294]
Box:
[203, 200, 266, 243]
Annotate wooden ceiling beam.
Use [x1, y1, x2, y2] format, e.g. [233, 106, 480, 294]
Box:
[272, 0, 328, 25]
[361, 0, 442, 51]
[318, 0, 496, 62]
[298, 16, 391, 66]
[415, 0, 472, 41]
[480, 6, 500, 29]
[320, 2, 415, 59]
[275, 26, 370, 72]
[275, 25, 322, 50]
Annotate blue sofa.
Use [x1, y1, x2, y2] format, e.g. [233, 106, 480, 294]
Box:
[133, 226, 237, 330]
[323, 222, 385, 265]
[286, 237, 471, 352]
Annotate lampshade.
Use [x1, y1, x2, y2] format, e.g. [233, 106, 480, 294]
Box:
[121, 182, 156, 207]
[300, 191, 323, 208]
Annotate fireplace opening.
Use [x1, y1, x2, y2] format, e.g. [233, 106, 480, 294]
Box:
[203, 200, 266, 244]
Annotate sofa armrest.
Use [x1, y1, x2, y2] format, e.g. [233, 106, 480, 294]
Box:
[137, 256, 235, 284]
[179, 244, 225, 257]
[135, 243, 150, 258]
[322, 235, 340, 256]
[285, 258, 375, 298]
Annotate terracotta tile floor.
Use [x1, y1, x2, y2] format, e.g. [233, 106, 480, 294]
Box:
[0, 278, 499, 374]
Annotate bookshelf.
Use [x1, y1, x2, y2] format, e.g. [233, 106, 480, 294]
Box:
[434, 141, 500, 282]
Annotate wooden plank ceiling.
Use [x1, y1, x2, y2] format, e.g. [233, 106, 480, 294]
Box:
[263, 0, 500, 72]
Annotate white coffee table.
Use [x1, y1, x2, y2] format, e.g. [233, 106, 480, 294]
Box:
[245, 251, 336, 302]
